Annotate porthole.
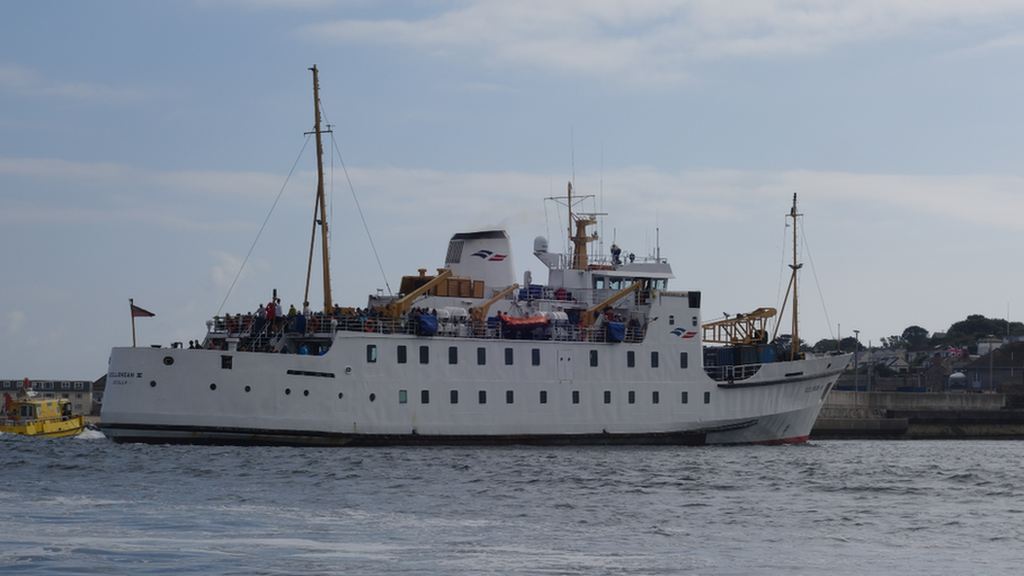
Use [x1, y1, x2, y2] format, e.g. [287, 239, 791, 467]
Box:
[303, 390, 309, 397]
[210, 383, 217, 391]
[150, 381, 157, 388]
[163, 356, 174, 366]
[338, 392, 344, 399]
[369, 393, 376, 402]
[245, 385, 251, 393]
[285, 388, 292, 395]
[345, 366, 352, 375]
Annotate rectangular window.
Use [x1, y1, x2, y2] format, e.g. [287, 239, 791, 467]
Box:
[221, 356, 232, 370]
[479, 390, 487, 404]
[366, 344, 377, 363]
[421, 390, 430, 404]
[681, 391, 689, 404]
[540, 390, 548, 404]
[590, 350, 598, 367]
[704, 391, 711, 404]
[680, 352, 688, 369]
[532, 348, 541, 366]
[399, 389, 408, 404]
[450, 390, 459, 404]
[397, 345, 407, 364]
[506, 390, 514, 404]
[652, 391, 660, 404]
[420, 345, 429, 364]
[505, 348, 514, 365]
[628, 391, 636, 404]
[604, 391, 611, 404]
[572, 390, 580, 404]
[62, 382, 70, 390]
[651, 351, 659, 368]
[477, 347, 486, 365]
[449, 346, 458, 365]
[627, 350, 635, 368]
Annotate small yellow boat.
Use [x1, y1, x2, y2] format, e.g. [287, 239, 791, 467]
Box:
[2, 380, 86, 438]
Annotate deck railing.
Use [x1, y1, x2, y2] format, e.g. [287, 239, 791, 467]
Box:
[207, 313, 648, 346]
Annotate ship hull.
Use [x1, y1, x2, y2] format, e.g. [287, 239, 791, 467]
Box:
[101, 334, 848, 447]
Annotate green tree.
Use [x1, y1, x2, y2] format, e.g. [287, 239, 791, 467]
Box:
[902, 325, 929, 348]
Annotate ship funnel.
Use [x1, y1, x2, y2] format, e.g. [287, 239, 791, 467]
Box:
[444, 230, 516, 294]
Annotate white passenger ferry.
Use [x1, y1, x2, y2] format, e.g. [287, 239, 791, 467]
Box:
[101, 67, 850, 446]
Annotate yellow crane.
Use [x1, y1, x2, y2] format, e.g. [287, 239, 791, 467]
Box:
[702, 307, 776, 345]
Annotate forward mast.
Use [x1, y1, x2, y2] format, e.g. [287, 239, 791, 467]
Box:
[304, 65, 334, 315]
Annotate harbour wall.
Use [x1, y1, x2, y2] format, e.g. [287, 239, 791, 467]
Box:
[812, 390, 1024, 439]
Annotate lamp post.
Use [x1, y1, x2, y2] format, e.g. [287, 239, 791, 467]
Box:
[853, 329, 860, 392]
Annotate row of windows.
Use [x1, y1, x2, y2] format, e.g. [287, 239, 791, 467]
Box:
[369, 345, 689, 369]
[201, 383, 712, 407]
[400, 389, 711, 405]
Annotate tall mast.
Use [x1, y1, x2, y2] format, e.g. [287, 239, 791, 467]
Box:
[304, 65, 334, 314]
[788, 193, 802, 358]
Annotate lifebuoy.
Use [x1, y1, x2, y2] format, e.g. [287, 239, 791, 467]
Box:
[364, 320, 375, 333]
[309, 316, 320, 332]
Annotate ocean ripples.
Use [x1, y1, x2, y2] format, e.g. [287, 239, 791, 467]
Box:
[3, 439, 1024, 574]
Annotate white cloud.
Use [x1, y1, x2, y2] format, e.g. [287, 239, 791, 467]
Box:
[0, 64, 145, 103]
[302, 1, 1024, 83]
[6, 156, 1023, 232]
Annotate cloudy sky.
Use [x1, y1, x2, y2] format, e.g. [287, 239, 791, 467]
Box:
[4, 1, 1024, 379]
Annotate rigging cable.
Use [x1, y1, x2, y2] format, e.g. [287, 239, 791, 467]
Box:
[801, 225, 836, 342]
[773, 214, 789, 339]
[216, 134, 313, 316]
[326, 129, 393, 296]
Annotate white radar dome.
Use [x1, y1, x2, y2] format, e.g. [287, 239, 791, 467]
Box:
[534, 236, 549, 253]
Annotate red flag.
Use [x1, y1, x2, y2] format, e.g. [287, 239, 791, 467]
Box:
[131, 304, 155, 318]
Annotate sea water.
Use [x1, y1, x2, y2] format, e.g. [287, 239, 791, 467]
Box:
[2, 432, 1023, 575]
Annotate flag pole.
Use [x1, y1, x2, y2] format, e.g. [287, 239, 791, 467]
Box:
[130, 298, 137, 347]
